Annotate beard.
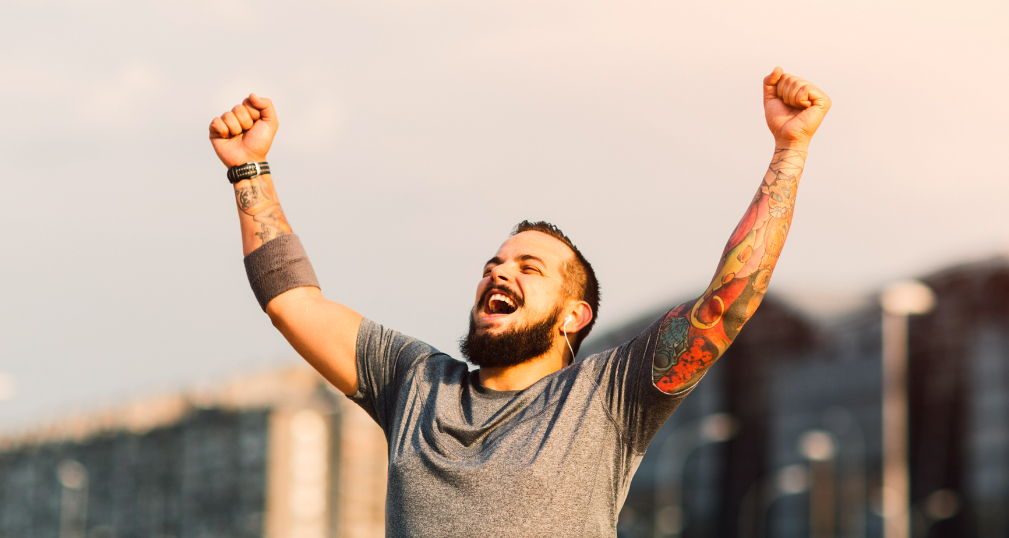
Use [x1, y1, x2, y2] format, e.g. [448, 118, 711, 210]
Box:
[460, 305, 564, 369]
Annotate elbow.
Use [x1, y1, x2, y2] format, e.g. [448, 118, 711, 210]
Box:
[720, 306, 756, 344]
[721, 290, 767, 341]
[264, 286, 323, 328]
[268, 308, 284, 330]
[264, 297, 285, 327]
[266, 304, 293, 338]
[264, 298, 299, 335]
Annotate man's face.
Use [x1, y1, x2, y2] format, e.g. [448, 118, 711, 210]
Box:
[473, 231, 574, 335]
[461, 232, 575, 367]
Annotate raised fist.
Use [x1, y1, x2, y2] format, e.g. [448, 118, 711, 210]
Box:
[209, 94, 278, 168]
[763, 68, 831, 147]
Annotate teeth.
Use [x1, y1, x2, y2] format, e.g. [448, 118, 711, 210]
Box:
[488, 293, 516, 314]
[490, 294, 515, 307]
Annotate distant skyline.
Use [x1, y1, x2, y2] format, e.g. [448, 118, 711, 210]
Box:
[2, 0, 1006, 432]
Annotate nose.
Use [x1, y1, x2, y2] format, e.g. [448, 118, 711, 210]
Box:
[489, 264, 511, 283]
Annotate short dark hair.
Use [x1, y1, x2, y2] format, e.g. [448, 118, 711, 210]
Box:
[511, 221, 600, 356]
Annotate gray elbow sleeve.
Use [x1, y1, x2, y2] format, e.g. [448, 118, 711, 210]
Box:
[243, 234, 320, 311]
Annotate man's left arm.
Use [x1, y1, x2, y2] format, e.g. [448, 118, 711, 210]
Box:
[652, 67, 831, 393]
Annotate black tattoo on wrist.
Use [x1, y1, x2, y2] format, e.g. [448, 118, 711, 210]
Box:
[236, 185, 261, 214]
[769, 148, 807, 174]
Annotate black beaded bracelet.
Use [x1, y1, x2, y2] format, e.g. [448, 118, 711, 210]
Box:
[227, 162, 271, 184]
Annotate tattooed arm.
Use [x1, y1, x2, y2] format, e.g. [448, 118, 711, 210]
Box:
[209, 94, 291, 255]
[209, 95, 364, 396]
[652, 68, 831, 394]
[233, 173, 292, 253]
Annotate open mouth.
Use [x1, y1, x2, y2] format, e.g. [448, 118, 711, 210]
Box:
[485, 291, 519, 315]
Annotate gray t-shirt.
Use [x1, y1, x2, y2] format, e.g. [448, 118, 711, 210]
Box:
[350, 316, 694, 538]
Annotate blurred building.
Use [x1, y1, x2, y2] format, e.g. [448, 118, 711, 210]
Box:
[588, 255, 1009, 538]
[0, 368, 387, 538]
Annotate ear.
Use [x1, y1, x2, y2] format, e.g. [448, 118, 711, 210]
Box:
[560, 302, 593, 334]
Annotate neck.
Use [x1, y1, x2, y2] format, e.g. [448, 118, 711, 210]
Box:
[478, 341, 571, 391]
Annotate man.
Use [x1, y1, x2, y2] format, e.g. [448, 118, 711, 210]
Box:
[209, 67, 830, 537]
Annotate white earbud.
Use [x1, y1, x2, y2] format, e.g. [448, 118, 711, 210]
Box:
[563, 315, 575, 360]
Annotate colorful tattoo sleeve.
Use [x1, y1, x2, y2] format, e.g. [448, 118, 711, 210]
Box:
[652, 148, 806, 393]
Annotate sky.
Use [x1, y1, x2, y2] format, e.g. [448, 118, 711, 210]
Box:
[1, 0, 1007, 433]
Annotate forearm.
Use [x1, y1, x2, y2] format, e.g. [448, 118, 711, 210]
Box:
[235, 169, 318, 310]
[233, 172, 293, 256]
[652, 144, 807, 392]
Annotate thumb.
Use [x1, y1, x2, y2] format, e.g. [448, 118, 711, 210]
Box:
[248, 93, 277, 123]
[763, 66, 783, 102]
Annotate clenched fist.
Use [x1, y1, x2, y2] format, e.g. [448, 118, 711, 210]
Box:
[763, 67, 831, 147]
[209, 94, 278, 168]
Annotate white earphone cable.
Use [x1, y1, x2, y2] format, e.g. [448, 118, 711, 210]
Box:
[563, 317, 575, 361]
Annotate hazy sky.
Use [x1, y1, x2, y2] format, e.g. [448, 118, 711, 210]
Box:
[2, 0, 1006, 432]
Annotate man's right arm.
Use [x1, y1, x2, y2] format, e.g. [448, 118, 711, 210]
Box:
[210, 94, 363, 396]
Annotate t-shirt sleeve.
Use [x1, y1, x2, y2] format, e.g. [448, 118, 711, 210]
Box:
[348, 317, 439, 434]
[586, 313, 701, 454]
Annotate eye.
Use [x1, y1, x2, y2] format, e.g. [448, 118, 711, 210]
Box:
[522, 265, 543, 275]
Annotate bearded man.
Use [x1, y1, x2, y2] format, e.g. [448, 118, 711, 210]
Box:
[209, 67, 830, 537]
